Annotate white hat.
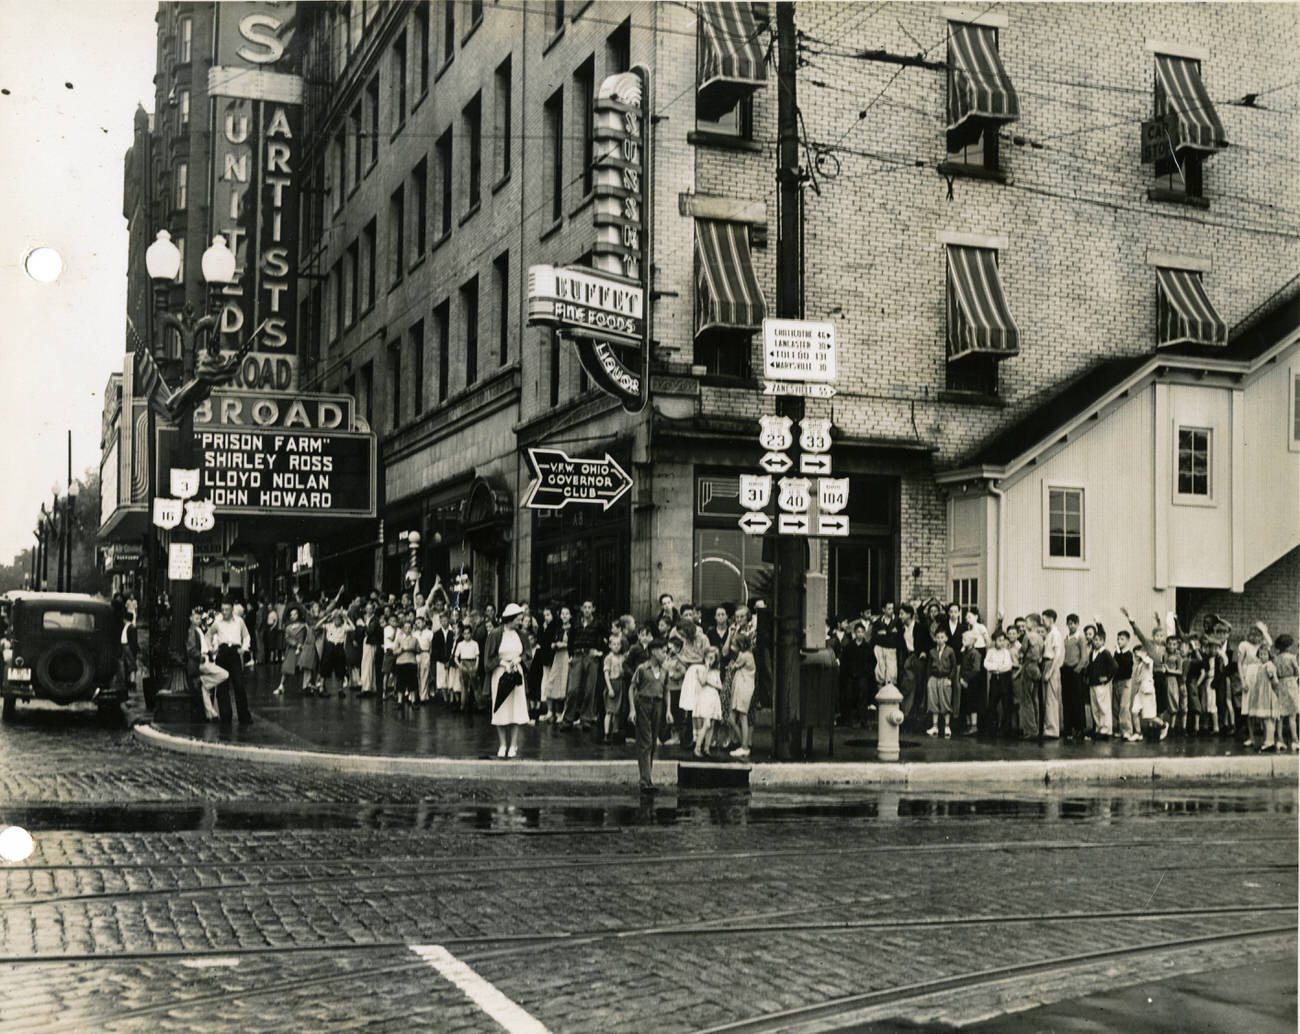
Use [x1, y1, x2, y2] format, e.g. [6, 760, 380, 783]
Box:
[500, 602, 524, 620]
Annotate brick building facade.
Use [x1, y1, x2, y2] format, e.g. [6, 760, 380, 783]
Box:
[283, 2, 1297, 629]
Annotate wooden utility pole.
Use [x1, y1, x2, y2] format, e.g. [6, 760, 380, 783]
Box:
[772, 1, 804, 759]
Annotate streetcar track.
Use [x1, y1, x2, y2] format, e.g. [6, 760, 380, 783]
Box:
[9, 922, 1294, 1034]
[4, 834, 1291, 910]
[0, 903, 1291, 966]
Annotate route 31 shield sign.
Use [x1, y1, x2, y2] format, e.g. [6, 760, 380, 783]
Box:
[777, 477, 811, 513]
[758, 415, 793, 452]
[738, 474, 772, 511]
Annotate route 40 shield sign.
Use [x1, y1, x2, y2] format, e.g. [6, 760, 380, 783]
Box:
[758, 415, 793, 452]
[738, 474, 772, 511]
[777, 477, 811, 513]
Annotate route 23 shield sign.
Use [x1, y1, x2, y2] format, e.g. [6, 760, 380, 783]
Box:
[758, 415, 793, 452]
[182, 499, 216, 533]
[738, 474, 772, 511]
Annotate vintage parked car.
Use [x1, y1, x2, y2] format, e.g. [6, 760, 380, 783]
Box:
[1, 592, 126, 721]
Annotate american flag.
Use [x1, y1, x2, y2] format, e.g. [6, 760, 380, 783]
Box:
[133, 345, 173, 418]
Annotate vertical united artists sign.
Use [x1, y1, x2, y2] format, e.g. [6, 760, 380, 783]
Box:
[208, 3, 301, 361]
[527, 68, 650, 413]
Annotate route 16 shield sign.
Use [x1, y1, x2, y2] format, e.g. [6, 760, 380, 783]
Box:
[183, 499, 216, 533]
[818, 477, 850, 514]
[170, 468, 201, 500]
[152, 498, 182, 530]
[758, 415, 793, 452]
[738, 474, 772, 511]
[777, 477, 811, 513]
[799, 418, 833, 454]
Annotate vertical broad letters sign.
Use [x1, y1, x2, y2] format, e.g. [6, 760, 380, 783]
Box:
[209, 3, 302, 356]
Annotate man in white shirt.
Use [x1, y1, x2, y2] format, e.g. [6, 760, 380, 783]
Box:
[208, 600, 253, 725]
[1041, 608, 1064, 738]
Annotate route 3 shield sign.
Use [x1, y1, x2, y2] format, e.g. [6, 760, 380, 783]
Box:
[799, 418, 833, 454]
[818, 477, 850, 514]
[738, 474, 772, 511]
[170, 468, 201, 500]
[183, 499, 216, 533]
[758, 415, 793, 452]
[777, 477, 812, 513]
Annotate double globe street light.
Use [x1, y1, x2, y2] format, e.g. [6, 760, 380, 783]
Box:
[142, 229, 240, 723]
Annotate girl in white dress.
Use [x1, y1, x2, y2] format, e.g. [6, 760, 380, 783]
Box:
[489, 604, 529, 758]
[692, 647, 724, 757]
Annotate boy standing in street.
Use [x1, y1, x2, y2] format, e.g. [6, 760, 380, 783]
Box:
[1041, 609, 1064, 738]
[630, 639, 670, 793]
[1113, 629, 1137, 741]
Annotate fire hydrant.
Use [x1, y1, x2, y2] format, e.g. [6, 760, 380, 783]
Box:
[875, 683, 904, 761]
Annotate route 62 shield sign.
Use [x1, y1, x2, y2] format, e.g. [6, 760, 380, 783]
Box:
[183, 499, 216, 533]
[758, 415, 793, 452]
[777, 477, 811, 513]
[738, 474, 772, 511]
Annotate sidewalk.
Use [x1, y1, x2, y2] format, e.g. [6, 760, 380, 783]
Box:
[132, 664, 1298, 787]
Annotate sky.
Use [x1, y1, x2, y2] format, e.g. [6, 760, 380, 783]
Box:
[0, 1, 159, 562]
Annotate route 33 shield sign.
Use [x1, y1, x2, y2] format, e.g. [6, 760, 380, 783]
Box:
[799, 418, 833, 454]
[183, 499, 216, 533]
[777, 477, 811, 513]
[758, 415, 793, 452]
[738, 474, 772, 511]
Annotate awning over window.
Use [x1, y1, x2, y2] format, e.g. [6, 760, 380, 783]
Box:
[1157, 267, 1227, 347]
[1155, 55, 1227, 153]
[696, 219, 766, 335]
[946, 245, 1021, 361]
[697, 2, 767, 121]
[947, 22, 1020, 149]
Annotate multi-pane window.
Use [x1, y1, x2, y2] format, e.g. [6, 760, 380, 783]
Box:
[1177, 427, 1211, 496]
[545, 88, 563, 223]
[389, 185, 405, 285]
[574, 58, 595, 198]
[177, 88, 190, 129]
[462, 276, 479, 386]
[464, 92, 482, 211]
[495, 57, 512, 182]
[346, 239, 359, 325]
[410, 319, 425, 416]
[442, 0, 455, 63]
[334, 130, 346, 212]
[494, 252, 509, 366]
[348, 101, 362, 188]
[392, 31, 408, 128]
[1047, 487, 1084, 560]
[952, 578, 979, 609]
[413, 2, 429, 98]
[178, 16, 192, 62]
[366, 76, 380, 167]
[607, 17, 631, 74]
[362, 219, 376, 311]
[436, 128, 453, 236]
[174, 162, 187, 210]
[435, 300, 450, 402]
[412, 157, 428, 257]
[388, 342, 402, 430]
[332, 260, 344, 338]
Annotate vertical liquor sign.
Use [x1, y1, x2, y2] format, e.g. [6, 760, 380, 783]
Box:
[527, 68, 650, 413]
[209, 3, 302, 364]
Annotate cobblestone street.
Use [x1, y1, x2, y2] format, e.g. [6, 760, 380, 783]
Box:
[1, 702, 1295, 1033]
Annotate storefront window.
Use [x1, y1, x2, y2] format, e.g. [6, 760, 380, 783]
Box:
[694, 472, 772, 610]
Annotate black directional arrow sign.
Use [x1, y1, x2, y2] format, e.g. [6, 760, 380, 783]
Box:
[523, 447, 634, 511]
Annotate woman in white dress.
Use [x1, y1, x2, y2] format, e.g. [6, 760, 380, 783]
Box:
[487, 603, 530, 757]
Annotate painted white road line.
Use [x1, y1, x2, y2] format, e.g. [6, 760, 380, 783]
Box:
[410, 944, 552, 1034]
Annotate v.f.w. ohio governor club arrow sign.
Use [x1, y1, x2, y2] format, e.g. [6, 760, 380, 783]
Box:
[523, 447, 634, 511]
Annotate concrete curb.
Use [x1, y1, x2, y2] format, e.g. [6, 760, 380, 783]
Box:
[134, 723, 1298, 788]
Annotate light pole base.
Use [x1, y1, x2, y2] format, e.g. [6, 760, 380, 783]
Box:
[153, 667, 197, 724]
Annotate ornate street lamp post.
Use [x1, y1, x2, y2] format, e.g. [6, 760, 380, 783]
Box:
[143, 230, 241, 723]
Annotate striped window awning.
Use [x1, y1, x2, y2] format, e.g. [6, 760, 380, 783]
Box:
[696, 219, 766, 335]
[947, 22, 1020, 149]
[1155, 55, 1227, 154]
[1157, 267, 1227, 347]
[697, 2, 768, 121]
[946, 245, 1021, 361]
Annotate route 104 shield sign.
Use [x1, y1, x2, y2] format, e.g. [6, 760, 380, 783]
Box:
[738, 474, 772, 511]
[818, 477, 850, 514]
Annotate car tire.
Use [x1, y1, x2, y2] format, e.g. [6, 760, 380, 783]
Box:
[2, 695, 14, 722]
[36, 642, 95, 703]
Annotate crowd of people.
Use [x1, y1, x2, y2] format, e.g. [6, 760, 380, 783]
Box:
[826, 600, 1299, 752]
[123, 581, 1300, 773]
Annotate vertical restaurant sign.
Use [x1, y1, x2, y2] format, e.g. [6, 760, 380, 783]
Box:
[582, 68, 649, 412]
[208, 2, 302, 355]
